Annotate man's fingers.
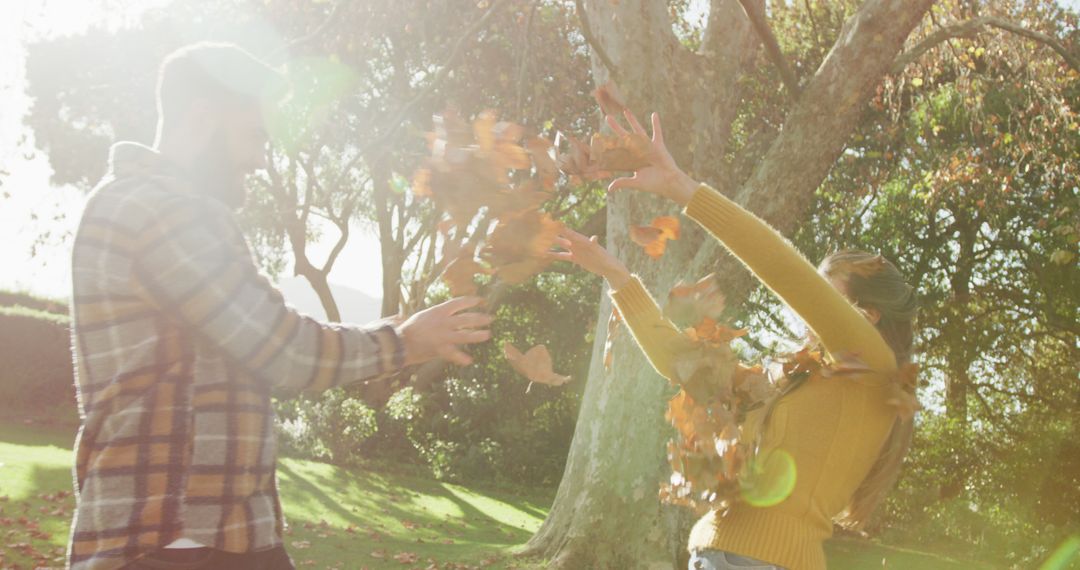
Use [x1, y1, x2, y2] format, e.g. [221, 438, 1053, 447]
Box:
[651, 112, 664, 144]
[555, 236, 573, 249]
[547, 251, 574, 262]
[439, 295, 485, 315]
[448, 328, 492, 345]
[450, 312, 494, 330]
[605, 114, 629, 136]
[438, 345, 473, 366]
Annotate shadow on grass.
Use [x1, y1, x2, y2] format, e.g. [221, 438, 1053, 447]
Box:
[277, 461, 539, 545]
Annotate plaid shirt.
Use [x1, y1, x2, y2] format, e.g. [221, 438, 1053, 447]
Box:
[67, 142, 405, 570]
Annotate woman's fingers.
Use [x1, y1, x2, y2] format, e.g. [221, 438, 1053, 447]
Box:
[608, 176, 640, 192]
[650, 112, 664, 144]
[624, 109, 648, 136]
[558, 226, 589, 242]
[605, 114, 629, 136]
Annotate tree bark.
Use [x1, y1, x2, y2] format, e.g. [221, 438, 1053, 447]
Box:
[372, 158, 405, 318]
[525, 0, 935, 567]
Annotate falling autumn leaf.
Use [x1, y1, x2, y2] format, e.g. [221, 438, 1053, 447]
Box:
[664, 273, 726, 325]
[592, 81, 628, 116]
[527, 135, 559, 189]
[481, 209, 562, 285]
[474, 110, 531, 171]
[503, 342, 571, 388]
[555, 131, 608, 182]
[590, 131, 652, 172]
[630, 215, 680, 259]
[441, 252, 491, 297]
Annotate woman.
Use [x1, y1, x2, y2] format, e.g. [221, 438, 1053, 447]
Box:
[550, 110, 917, 570]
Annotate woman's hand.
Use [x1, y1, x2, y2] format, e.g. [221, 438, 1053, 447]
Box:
[606, 110, 699, 206]
[548, 226, 633, 290]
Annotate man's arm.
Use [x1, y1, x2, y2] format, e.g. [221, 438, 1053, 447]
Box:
[130, 193, 490, 396]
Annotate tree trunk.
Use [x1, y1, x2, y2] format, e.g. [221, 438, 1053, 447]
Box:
[304, 268, 342, 323]
[940, 210, 975, 499]
[372, 158, 405, 318]
[525, 1, 934, 567]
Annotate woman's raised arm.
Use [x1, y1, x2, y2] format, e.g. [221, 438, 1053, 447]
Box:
[606, 110, 896, 372]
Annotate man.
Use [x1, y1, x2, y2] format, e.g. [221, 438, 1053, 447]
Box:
[67, 43, 492, 570]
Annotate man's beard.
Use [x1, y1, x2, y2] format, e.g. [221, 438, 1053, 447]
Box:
[188, 131, 247, 210]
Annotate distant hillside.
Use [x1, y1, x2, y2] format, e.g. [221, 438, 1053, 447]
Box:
[275, 277, 384, 324]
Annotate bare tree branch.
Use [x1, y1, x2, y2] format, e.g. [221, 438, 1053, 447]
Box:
[574, 0, 620, 82]
[892, 15, 1080, 74]
[736, 0, 801, 97]
[266, 1, 344, 61]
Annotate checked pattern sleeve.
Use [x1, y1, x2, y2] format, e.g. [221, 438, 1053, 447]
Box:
[130, 193, 405, 394]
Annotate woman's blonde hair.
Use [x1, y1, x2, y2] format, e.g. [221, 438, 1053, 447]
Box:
[816, 249, 918, 530]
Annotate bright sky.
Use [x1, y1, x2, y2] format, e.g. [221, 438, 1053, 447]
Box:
[0, 0, 385, 301]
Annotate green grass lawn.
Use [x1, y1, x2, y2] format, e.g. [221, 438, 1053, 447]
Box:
[0, 418, 1000, 569]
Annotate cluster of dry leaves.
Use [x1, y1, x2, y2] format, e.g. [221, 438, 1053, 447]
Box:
[644, 275, 780, 513]
[408, 84, 786, 512]
[411, 83, 658, 391]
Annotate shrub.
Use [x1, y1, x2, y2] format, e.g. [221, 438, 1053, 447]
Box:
[275, 389, 378, 467]
[0, 305, 76, 420]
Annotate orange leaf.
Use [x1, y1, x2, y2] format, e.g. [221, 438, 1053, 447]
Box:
[651, 216, 680, 240]
[441, 253, 491, 297]
[527, 136, 559, 189]
[481, 209, 562, 284]
[503, 342, 571, 387]
[412, 168, 433, 197]
[665, 273, 726, 323]
[556, 132, 607, 182]
[630, 216, 680, 259]
[590, 132, 651, 172]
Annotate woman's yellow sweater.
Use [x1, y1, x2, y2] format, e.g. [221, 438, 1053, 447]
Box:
[609, 184, 900, 570]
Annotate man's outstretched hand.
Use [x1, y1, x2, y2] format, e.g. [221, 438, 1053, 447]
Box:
[396, 296, 493, 367]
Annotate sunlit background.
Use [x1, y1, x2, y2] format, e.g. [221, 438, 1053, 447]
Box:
[2, 0, 1078, 313]
[1, 0, 387, 321]
[1, 1, 1079, 569]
